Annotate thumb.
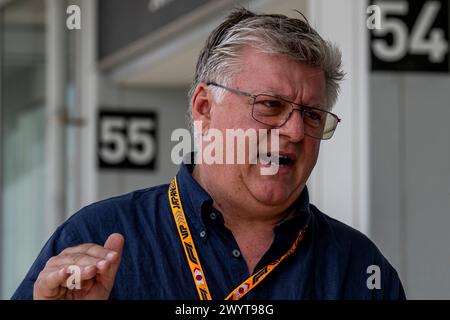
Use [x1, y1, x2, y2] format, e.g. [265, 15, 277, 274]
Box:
[104, 233, 125, 255]
[98, 233, 124, 291]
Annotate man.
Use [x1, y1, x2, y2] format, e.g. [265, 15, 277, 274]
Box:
[13, 8, 405, 300]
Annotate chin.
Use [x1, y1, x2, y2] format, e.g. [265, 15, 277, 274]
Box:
[244, 165, 305, 205]
[250, 182, 295, 206]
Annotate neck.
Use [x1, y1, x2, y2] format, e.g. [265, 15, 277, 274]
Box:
[192, 165, 295, 274]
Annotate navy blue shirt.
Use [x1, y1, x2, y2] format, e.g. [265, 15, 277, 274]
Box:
[12, 162, 405, 300]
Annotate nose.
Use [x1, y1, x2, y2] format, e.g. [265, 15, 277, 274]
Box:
[279, 109, 305, 143]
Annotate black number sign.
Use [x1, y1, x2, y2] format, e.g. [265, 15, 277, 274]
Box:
[370, 0, 449, 72]
[98, 110, 157, 170]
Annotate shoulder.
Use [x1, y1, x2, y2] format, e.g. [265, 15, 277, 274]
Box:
[60, 183, 170, 244]
[310, 203, 381, 258]
[75, 184, 169, 218]
[309, 204, 406, 299]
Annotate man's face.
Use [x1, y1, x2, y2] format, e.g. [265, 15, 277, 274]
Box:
[202, 46, 327, 211]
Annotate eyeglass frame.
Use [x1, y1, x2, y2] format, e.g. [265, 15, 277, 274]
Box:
[206, 81, 341, 140]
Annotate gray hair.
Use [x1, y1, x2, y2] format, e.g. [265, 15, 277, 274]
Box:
[187, 7, 345, 129]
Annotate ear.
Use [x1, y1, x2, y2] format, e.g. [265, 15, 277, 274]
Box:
[191, 82, 213, 132]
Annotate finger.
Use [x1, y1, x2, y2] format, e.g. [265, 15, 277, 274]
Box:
[61, 265, 98, 288]
[103, 233, 125, 257]
[97, 233, 124, 289]
[39, 264, 97, 288]
[61, 243, 116, 260]
[45, 253, 108, 269]
[103, 233, 124, 265]
[35, 266, 70, 298]
[96, 259, 112, 274]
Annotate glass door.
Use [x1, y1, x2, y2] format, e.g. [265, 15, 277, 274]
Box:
[0, 0, 47, 299]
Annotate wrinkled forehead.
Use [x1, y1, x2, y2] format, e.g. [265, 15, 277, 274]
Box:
[231, 47, 328, 107]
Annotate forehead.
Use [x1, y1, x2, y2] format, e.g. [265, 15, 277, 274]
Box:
[232, 46, 327, 105]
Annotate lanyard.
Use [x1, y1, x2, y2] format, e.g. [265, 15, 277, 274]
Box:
[168, 176, 308, 300]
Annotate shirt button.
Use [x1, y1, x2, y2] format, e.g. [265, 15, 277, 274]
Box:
[210, 212, 217, 220]
[232, 249, 241, 258]
[200, 231, 206, 238]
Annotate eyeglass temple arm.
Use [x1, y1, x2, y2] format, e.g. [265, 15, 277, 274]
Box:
[206, 82, 254, 98]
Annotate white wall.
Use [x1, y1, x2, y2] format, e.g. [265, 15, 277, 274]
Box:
[307, 0, 370, 234]
[370, 74, 450, 299]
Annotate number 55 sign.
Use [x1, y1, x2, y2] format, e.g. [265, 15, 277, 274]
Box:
[370, 0, 449, 72]
[98, 110, 157, 170]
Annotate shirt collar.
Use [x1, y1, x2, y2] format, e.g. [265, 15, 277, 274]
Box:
[176, 160, 212, 234]
[276, 183, 311, 227]
[274, 187, 311, 235]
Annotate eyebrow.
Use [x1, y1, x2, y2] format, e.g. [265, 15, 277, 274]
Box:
[258, 88, 295, 101]
[258, 88, 326, 110]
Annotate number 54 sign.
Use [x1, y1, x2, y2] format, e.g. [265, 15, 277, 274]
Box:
[98, 110, 157, 170]
[370, 0, 449, 72]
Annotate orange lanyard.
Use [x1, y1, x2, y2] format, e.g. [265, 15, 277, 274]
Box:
[168, 176, 308, 300]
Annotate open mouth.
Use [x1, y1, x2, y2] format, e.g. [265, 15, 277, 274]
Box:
[278, 155, 292, 166]
[258, 152, 296, 167]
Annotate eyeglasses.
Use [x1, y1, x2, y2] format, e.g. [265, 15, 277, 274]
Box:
[207, 82, 341, 140]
